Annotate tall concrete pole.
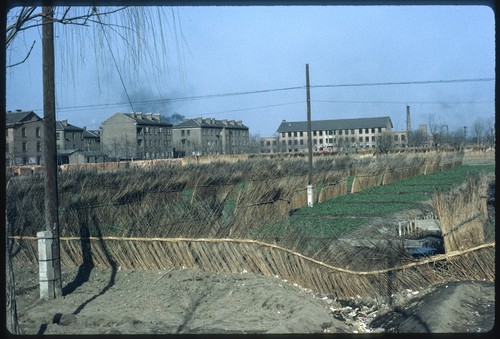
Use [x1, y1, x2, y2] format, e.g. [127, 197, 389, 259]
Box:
[306, 64, 313, 207]
[42, 6, 62, 298]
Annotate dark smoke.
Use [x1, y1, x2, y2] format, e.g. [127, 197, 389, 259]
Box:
[122, 88, 185, 123]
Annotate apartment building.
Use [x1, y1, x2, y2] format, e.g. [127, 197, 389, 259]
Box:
[257, 136, 279, 153]
[101, 112, 173, 160]
[5, 110, 44, 165]
[56, 120, 85, 151]
[276, 116, 393, 153]
[172, 117, 249, 156]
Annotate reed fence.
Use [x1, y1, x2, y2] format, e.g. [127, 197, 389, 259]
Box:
[9, 236, 494, 300]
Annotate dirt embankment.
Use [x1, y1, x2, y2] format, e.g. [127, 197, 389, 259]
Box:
[9, 263, 495, 335]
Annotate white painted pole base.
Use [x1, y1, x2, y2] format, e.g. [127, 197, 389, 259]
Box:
[37, 230, 55, 300]
[307, 184, 314, 208]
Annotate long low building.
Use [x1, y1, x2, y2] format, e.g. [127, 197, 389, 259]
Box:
[276, 116, 394, 152]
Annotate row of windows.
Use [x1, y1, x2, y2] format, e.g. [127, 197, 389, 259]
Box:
[282, 136, 380, 146]
[180, 128, 249, 137]
[138, 139, 172, 147]
[10, 127, 43, 138]
[281, 127, 384, 138]
[141, 127, 171, 135]
[12, 141, 43, 152]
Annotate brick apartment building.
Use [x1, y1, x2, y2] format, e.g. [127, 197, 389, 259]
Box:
[172, 117, 250, 156]
[101, 112, 173, 160]
[5, 110, 44, 165]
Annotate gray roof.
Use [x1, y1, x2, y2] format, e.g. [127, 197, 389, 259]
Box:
[123, 113, 173, 127]
[277, 116, 393, 133]
[174, 117, 248, 130]
[56, 121, 84, 132]
[82, 129, 100, 138]
[5, 111, 41, 126]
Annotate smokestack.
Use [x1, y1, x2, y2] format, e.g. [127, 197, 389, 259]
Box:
[406, 106, 411, 132]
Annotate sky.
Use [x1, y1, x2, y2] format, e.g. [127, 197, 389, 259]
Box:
[5, 5, 496, 137]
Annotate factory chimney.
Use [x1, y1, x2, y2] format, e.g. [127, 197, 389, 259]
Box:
[406, 106, 411, 132]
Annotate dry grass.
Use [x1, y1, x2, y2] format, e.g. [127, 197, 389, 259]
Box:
[432, 174, 490, 252]
[6, 150, 492, 299]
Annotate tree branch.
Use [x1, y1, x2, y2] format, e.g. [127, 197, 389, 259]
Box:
[6, 40, 36, 68]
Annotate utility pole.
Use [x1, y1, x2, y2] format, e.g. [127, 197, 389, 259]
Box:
[42, 6, 62, 298]
[306, 64, 313, 207]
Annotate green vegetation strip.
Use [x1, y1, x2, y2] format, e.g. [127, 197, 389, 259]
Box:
[280, 164, 495, 239]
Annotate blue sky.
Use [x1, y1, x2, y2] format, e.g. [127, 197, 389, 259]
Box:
[6, 5, 495, 137]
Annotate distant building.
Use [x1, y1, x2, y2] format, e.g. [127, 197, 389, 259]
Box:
[82, 128, 101, 152]
[5, 110, 44, 165]
[56, 119, 85, 151]
[101, 112, 173, 160]
[172, 117, 249, 156]
[276, 116, 393, 153]
[256, 136, 279, 153]
[392, 131, 408, 148]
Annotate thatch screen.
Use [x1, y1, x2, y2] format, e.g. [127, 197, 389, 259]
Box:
[433, 174, 490, 253]
[10, 236, 494, 300]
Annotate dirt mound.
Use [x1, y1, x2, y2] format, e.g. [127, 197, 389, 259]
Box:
[12, 264, 352, 334]
[370, 280, 495, 333]
[10, 263, 494, 335]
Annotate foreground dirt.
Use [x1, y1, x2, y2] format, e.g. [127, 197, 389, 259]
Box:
[8, 263, 495, 335]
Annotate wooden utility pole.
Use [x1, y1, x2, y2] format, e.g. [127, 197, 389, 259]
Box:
[42, 6, 62, 298]
[306, 64, 313, 207]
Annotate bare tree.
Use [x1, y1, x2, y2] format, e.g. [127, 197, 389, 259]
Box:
[407, 129, 428, 148]
[377, 131, 394, 154]
[471, 117, 488, 146]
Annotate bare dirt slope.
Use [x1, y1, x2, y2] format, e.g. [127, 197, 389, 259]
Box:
[10, 262, 495, 335]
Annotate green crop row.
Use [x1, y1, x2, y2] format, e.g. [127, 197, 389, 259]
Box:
[272, 164, 495, 239]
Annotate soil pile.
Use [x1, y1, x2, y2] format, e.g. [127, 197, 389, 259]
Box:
[10, 264, 495, 335]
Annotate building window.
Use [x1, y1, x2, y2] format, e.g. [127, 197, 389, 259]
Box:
[288, 140, 292, 145]
[371, 128, 375, 133]
[22, 128, 26, 138]
[378, 127, 382, 133]
[365, 136, 369, 142]
[401, 135, 406, 141]
[37, 141, 41, 152]
[319, 138, 323, 144]
[339, 130, 343, 135]
[351, 129, 355, 134]
[319, 131, 323, 136]
[36, 127, 41, 138]
[365, 128, 369, 133]
[300, 131, 304, 137]
[187, 130, 191, 136]
[372, 136, 376, 142]
[282, 132, 286, 138]
[288, 132, 292, 137]
[359, 128, 363, 134]
[22, 142, 27, 152]
[181, 130, 185, 137]
[359, 137, 363, 143]
[300, 140, 304, 145]
[394, 135, 399, 141]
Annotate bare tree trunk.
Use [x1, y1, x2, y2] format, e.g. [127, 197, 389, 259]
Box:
[5, 214, 19, 334]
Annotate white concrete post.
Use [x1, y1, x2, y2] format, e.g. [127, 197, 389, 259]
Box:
[37, 230, 55, 300]
[307, 184, 314, 208]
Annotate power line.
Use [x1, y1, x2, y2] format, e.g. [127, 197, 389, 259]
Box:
[311, 78, 495, 89]
[26, 77, 494, 113]
[313, 100, 494, 104]
[183, 101, 305, 118]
